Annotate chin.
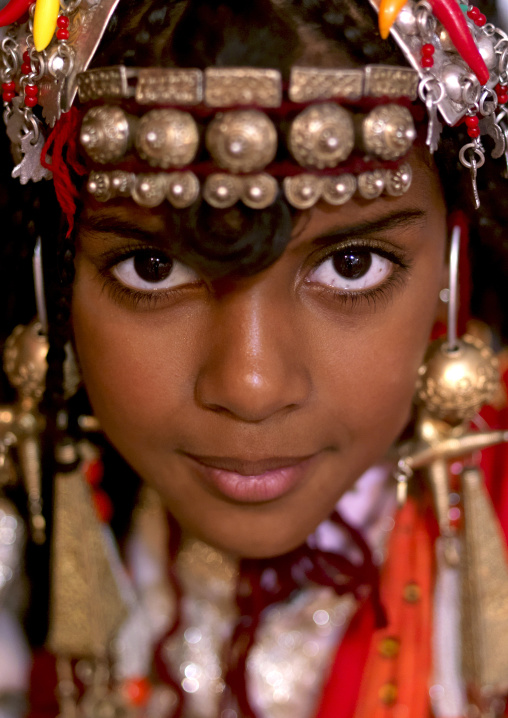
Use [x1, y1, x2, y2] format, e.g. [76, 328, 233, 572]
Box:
[175, 506, 324, 560]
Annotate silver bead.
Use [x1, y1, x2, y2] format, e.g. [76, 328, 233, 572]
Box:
[87, 170, 112, 202]
[283, 175, 323, 209]
[289, 104, 354, 169]
[322, 174, 356, 205]
[385, 163, 412, 196]
[203, 174, 241, 208]
[206, 110, 277, 173]
[395, 1, 418, 35]
[362, 104, 416, 161]
[110, 170, 135, 197]
[80, 106, 131, 164]
[477, 36, 497, 70]
[357, 170, 386, 199]
[241, 174, 278, 209]
[166, 172, 200, 208]
[135, 109, 199, 169]
[132, 174, 168, 207]
[441, 63, 467, 104]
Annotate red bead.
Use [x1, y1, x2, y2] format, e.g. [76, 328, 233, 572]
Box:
[24, 95, 37, 107]
[83, 458, 104, 487]
[22, 51, 30, 63]
[57, 14, 69, 27]
[421, 56, 434, 67]
[21, 62, 31, 75]
[422, 43, 435, 56]
[467, 5, 480, 17]
[476, 12, 486, 25]
[465, 115, 479, 127]
[467, 126, 480, 138]
[496, 83, 508, 94]
[123, 677, 151, 707]
[93, 489, 113, 523]
[2, 91, 15, 102]
[498, 93, 508, 104]
[2, 81, 15, 91]
[56, 28, 69, 40]
[25, 84, 38, 96]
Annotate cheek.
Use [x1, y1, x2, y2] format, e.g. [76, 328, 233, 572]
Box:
[311, 272, 443, 450]
[72, 285, 204, 447]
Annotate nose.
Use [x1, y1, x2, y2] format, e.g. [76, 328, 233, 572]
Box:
[195, 288, 312, 422]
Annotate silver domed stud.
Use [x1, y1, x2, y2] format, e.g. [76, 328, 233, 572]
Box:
[395, 1, 418, 35]
[132, 174, 168, 207]
[362, 104, 416, 161]
[80, 106, 131, 164]
[241, 174, 278, 209]
[385, 163, 412, 196]
[477, 36, 497, 70]
[206, 110, 277, 173]
[322, 174, 357, 205]
[441, 63, 470, 104]
[357, 170, 386, 199]
[135, 109, 199, 169]
[289, 104, 354, 169]
[203, 173, 241, 208]
[283, 175, 323, 209]
[166, 172, 200, 208]
[87, 171, 112, 202]
[110, 170, 135, 198]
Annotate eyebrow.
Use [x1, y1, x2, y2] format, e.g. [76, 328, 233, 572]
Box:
[79, 213, 164, 243]
[311, 208, 428, 247]
[80, 206, 428, 251]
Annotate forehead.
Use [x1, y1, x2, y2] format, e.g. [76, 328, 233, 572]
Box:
[77, 147, 443, 250]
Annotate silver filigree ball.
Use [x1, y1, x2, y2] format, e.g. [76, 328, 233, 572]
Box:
[289, 104, 354, 169]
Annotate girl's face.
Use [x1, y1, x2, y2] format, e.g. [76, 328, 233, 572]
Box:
[72, 152, 447, 558]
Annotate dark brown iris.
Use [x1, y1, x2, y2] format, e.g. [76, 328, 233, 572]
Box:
[333, 250, 372, 280]
[134, 253, 173, 283]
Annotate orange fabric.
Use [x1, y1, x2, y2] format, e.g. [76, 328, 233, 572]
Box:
[352, 499, 434, 718]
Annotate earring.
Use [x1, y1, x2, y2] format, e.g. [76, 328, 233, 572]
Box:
[397, 225, 508, 712]
[2, 319, 49, 544]
[397, 225, 506, 557]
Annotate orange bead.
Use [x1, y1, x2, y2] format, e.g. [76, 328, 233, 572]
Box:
[123, 677, 152, 707]
[93, 489, 113, 523]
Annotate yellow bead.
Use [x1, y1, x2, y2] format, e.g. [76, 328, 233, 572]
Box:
[379, 681, 398, 705]
[378, 0, 409, 39]
[33, 0, 60, 52]
[403, 582, 421, 603]
[378, 636, 400, 658]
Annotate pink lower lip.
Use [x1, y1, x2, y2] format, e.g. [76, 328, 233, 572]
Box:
[185, 456, 318, 503]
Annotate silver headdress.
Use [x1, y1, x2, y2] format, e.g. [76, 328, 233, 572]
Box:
[1, 0, 507, 215]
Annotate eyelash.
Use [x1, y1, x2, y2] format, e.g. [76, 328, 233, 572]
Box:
[97, 240, 412, 311]
[97, 245, 198, 310]
[305, 240, 412, 309]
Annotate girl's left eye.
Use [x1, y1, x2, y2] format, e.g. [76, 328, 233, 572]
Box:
[307, 248, 393, 291]
[112, 251, 199, 291]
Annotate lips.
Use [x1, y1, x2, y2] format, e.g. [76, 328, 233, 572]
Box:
[182, 452, 320, 503]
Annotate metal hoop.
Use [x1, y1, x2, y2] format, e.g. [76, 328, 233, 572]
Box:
[418, 76, 445, 105]
[462, 77, 481, 106]
[459, 142, 485, 169]
[415, 1, 436, 39]
[479, 87, 498, 116]
[446, 225, 460, 352]
[60, 0, 82, 13]
[499, 45, 508, 80]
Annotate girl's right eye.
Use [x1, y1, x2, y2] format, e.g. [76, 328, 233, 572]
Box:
[112, 250, 200, 291]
